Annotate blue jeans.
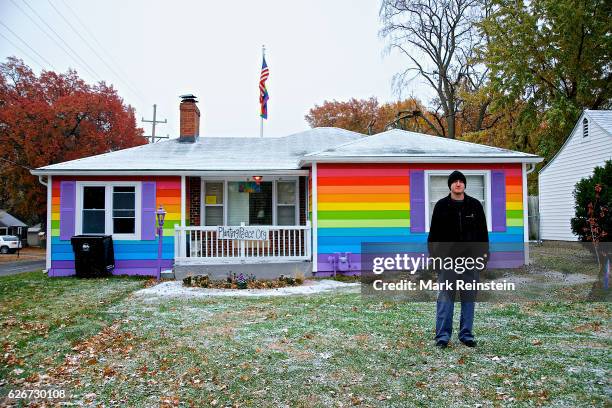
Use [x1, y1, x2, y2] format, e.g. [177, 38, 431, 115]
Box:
[435, 270, 478, 343]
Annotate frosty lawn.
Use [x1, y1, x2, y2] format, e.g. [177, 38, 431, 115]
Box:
[136, 279, 360, 299]
[1, 246, 610, 406]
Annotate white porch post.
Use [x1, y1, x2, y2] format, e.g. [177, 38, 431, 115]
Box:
[46, 175, 52, 272]
[312, 163, 318, 272]
[180, 176, 187, 258]
[181, 176, 186, 227]
[522, 163, 529, 265]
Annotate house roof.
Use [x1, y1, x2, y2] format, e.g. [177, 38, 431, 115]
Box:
[585, 109, 612, 134]
[0, 210, 27, 228]
[32, 127, 542, 175]
[32, 128, 364, 174]
[539, 110, 612, 174]
[301, 129, 542, 164]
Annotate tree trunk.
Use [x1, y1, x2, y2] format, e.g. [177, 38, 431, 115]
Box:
[446, 111, 456, 139]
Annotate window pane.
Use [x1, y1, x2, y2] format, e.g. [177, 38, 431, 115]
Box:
[113, 210, 135, 218]
[83, 186, 105, 209]
[113, 188, 135, 209]
[249, 182, 272, 225]
[83, 210, 105, 233]
[466, 175, 484, 201]
[205, 182, 223, 205]
[277, 181, 296, 205]
[113, 218, 135, 234]
[228, 182, 249, 225]
[205, 206, 223, 226]
[227, 182, 273, 225]
[112, 186, 135, 234]
[429, 176, 447, 225]
[114, 186, 135, 193]
[277, 206, 296, 226]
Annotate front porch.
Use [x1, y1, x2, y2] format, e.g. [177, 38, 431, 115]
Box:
[173, 224, 312, 279]
[171, 175, 312, 279]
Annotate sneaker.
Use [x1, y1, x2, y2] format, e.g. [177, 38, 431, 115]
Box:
[461, 339, 477, 348]
[435, 340, 448, 349]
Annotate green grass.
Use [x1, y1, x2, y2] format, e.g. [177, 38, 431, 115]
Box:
[0, 249, 610, 406]
[0, 272, 146, 383]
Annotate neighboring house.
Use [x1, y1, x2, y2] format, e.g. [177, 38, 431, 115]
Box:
[27, 223, 43, 247]
[0, 210, 27, 243]
[539, 110, 612, 241]
[31, 95, 542, 278]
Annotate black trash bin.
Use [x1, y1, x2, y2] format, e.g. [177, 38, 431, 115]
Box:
[70, 235, 115, 278]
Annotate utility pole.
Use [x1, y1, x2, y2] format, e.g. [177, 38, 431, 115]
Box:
[142, 104, 168, 143]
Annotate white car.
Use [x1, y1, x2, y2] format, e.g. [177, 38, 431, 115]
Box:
[0, 235, 22, 254]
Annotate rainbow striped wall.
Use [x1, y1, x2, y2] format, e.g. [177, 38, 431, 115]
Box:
[316, 163, 524, 275]
[49, 176, 181, 277]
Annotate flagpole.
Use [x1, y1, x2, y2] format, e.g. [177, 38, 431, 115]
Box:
[260, 44, 265, 138]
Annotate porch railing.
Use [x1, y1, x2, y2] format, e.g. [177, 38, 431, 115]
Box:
[174, 222, 311, 264]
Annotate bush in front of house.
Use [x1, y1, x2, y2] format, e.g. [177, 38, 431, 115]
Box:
[182, 273, 303, 289]
[571, 160, 611, 242]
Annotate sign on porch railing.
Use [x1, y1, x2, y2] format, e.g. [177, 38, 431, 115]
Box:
[217, 225, 269, 241]
[174, 222, 311, 264]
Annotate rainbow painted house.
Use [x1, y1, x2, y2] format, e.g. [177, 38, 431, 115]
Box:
[31, 95, 543, 279]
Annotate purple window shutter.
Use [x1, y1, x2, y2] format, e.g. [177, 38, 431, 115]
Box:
[491, 170, 506, 232]
[59, 181, 76, 240]
[141, 181, 157, 240]
[410, 170, 425, 232]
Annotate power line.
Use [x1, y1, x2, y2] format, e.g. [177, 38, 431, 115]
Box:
[10, 0, 101, 80]
[58, 0, 135, 82]
[8, 0, 96, 78]
[0, 31, 46, 70]
[0, 20, 56, 70]
[46, 0, 147, 105]
[0, 157, 32, 171]
[20, 0, 103, 79]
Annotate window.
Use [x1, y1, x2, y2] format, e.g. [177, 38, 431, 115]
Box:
[426, 172, 488, 229]
[203, 179, 299, 226]
[77, 183, 141, 239]
[277, 181, 297, 225]
[204, 182, 224, 226]
[82, 186, 105, 233]
[112, 186, 136, 234]
[583, 117, 588, 138]
[227, 181, 273, 226]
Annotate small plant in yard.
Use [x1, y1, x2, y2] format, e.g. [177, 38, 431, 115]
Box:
[182, 273, 303, 289]
[236, 273, 248, 289]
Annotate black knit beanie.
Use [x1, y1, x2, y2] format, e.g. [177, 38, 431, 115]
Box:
[447, 170, 467, 189]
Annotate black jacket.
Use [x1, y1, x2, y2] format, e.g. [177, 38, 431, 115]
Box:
[427, 193, 489, 261]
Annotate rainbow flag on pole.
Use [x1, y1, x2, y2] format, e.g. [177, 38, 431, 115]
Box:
[259, 56, 269, 119]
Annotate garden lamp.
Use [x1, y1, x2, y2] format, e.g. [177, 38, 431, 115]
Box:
[156, 205, 166, 227]
[156, 205, 166, 281]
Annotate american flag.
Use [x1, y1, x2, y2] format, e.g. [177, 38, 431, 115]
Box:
[259, 56, 269, 119]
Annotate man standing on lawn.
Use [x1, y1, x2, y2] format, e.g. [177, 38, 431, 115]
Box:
[427, 170, 489, 348]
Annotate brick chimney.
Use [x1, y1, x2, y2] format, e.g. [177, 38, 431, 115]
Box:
[179, 94, 200, 143]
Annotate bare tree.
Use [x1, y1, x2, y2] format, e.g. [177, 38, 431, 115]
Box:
[380, 0, 488, 139]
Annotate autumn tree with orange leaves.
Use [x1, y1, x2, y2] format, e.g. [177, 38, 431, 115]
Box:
[305, 97, 442, 135]
[0, 57, 146, 224]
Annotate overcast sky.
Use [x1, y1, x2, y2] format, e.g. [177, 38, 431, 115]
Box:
[0, 0, 433, 138]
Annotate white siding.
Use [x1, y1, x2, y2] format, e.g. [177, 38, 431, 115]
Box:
[539, 113, 612, 241]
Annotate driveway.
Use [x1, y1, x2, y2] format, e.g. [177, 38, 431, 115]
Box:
[0, 260, 46, 276]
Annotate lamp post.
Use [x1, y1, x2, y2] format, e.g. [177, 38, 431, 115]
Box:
[156, 205, 166, 281]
